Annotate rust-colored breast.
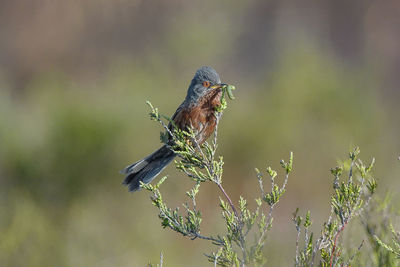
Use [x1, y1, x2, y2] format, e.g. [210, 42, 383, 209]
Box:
[172, 89, 222, 144]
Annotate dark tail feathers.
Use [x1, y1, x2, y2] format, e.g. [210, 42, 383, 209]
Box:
[121, 145, 175, 192]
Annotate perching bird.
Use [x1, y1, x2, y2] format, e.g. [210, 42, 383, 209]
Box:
[121, 66, 226, 192]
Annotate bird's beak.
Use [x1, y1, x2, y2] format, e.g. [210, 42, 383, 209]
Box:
[210, 83, 227, 90]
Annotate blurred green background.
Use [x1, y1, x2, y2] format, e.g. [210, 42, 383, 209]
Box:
[1, 1, 400, 266]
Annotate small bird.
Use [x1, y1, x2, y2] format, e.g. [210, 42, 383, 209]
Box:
[121, 66, 226, 192]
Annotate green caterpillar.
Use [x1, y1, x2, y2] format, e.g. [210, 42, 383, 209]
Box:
[215, 84, 236, 112]
[221, 84, 236, 100]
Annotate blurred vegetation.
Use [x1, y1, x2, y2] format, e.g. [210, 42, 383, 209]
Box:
[1, 0, 400, 266]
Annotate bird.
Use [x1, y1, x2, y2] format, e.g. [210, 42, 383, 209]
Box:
[121, 66, 226, 192]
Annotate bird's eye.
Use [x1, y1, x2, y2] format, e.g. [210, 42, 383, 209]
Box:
[202, 81, 211, 87]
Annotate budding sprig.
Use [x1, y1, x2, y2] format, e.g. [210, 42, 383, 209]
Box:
[293, 147, 378, 267]
[374, 224, 400, 259]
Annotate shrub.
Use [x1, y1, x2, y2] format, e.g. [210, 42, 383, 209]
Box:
[142, 102, 396, 267]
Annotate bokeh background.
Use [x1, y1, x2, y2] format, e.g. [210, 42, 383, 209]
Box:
[1, 1, 400, 266]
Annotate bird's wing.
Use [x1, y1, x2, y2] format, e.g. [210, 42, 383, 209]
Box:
[170, 102, 190, 130]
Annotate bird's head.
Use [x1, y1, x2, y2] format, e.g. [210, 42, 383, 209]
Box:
[186, 66, 225, 103]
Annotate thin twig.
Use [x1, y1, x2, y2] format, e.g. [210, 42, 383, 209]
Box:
[257, 172, 265, 196]
[311, 239, 321, 266]
[282, 172, 290, 191]
[158, 206, 223, 246]
[192, 233, 224, 245]
[303, 227, 309, 263]
[345, 240, 364, 266]
[216, 184, 247, 266]
[217, 183, 239, 219]
[257, 204, 275, 247]
[330, 220, 348, 267]
[348, 160, 354, 184]
[159, 252, 163, 267]
[295, 225, 301, 266]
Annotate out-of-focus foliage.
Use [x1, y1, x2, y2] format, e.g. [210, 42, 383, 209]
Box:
[361, 193, 400, 266]
[1, 0, 400, 266]
[293, 148, 377, 267]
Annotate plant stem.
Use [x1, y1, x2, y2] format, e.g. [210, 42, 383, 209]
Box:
[216, 182, 248, 266]
[295, 226, 301, 266]
[330, 220, 348, 267]
[216, 183, 239, 219]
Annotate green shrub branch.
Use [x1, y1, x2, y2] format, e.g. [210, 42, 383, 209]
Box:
[142, 101, 292, 266]
[141, 101, 399, 267]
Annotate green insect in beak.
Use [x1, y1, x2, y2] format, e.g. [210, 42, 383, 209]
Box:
[215, 84, 236, 112]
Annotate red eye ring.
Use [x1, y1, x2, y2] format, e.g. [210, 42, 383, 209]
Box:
[202, 81, 211, 87]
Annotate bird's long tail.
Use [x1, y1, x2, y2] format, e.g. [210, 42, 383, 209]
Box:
[121, 145, 176, 192]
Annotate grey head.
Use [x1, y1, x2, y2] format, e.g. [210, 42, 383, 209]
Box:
[185, 66, 222, 104]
